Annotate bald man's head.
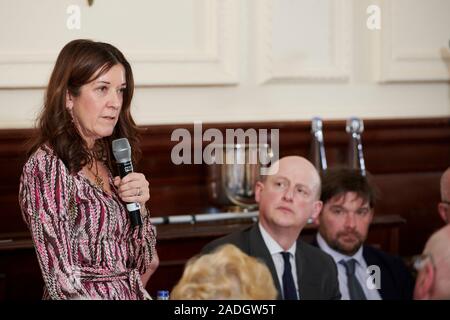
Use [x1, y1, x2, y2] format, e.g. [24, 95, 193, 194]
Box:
[260, 156, 321, 200]
[423, 225, 450, 258]
[255, 156, 323, 246]
[414, 225, 450, 299]
[438, 168, 450, 224]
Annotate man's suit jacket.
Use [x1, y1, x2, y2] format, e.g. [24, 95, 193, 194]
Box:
[311, 237, 414, 300]
[203, 224, 341, 300]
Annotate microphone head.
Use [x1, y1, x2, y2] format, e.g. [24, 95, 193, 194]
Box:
[112, 138, 132, 163]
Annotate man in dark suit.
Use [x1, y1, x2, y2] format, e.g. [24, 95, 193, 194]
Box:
[312, 168, 414, 300]
[203, 156, 341, 300]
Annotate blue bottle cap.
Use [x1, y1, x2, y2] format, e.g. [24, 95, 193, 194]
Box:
[157, 290, 169, 298]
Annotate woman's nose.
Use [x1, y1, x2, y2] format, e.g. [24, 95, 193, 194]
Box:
[109, 90, 122, 108]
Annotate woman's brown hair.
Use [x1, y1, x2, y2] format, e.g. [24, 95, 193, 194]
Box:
[28, 39, 141, 174]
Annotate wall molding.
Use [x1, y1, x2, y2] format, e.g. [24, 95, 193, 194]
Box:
[379, 0, 450, 82]
[0, 0, 240, 88]
[256, 0, 352, 84]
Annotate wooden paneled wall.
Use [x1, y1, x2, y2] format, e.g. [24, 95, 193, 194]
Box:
[142, 118, 450, 256]
[0, 117, 449, 299]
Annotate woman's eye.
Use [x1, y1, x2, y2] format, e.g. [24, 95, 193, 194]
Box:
[97, 86, 108, 92]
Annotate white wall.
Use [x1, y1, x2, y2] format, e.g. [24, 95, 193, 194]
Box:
[0, 0, 449, 128]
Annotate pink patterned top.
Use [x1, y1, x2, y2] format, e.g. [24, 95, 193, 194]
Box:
[19, 145, 156, 300]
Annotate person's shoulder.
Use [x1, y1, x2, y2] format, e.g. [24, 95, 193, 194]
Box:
[298, 239, 340, 297]
[363, 244, 414, 298]
[202, 225, 253, 254]
[26, 144, 54, 162]
[363, 245, 408, 269]
[363, 245, 394, 260]
[23, 144, 67, 175]
[298, 240, 335, 264]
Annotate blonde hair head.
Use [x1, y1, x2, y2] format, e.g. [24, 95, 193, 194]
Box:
[171, 244, 277, 300]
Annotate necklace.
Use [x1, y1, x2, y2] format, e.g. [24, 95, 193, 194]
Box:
[89, 160, 104, 190]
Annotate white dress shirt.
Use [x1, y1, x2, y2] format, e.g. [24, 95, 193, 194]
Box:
[316, 233, 381, 300]
[258, 223, 300, 299]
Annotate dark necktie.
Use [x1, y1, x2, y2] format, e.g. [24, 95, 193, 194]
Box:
[280, 252, 298, 300]
[340, 259, 367, 300]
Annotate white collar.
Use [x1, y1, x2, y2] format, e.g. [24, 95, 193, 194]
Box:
[259, 223, 297, 256]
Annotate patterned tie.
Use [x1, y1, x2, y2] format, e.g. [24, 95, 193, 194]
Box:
[340, 259, 367, 300]
[280, 252, 298, 300]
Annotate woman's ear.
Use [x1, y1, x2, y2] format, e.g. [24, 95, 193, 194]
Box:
[66, 90, 74, 111]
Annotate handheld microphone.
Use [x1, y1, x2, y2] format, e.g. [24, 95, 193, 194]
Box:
[112, 138, 142, 227]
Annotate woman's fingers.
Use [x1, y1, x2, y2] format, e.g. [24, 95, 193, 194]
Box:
[115, 172, 150, 204]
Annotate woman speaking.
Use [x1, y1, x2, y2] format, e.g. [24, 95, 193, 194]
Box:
[18, 39, 156, 300]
